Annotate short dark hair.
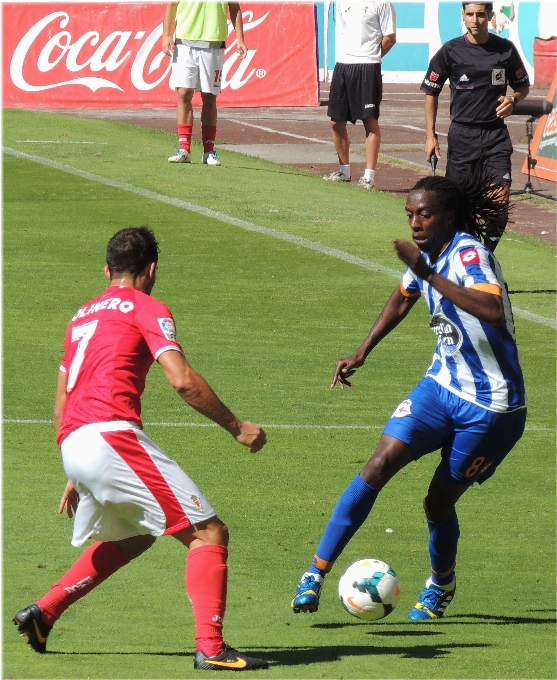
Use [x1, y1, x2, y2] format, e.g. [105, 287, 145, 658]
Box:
[462, 2, 493, 12]
[106, 226, 159, 277]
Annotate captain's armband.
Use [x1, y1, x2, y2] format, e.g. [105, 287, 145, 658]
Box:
[470, 283, 502, 296]
[400, 284, 420, 298]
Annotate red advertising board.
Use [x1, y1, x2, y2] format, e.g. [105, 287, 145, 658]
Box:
[2, 3, 319, 108]
[522, 74, 557, 182]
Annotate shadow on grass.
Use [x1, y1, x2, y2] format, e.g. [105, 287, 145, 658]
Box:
[44, 641, 492, 666]
[312, 609, 556, 629]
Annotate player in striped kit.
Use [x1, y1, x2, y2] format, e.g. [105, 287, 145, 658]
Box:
[14, 227, 269, 671]
[292, 174, 526, 620]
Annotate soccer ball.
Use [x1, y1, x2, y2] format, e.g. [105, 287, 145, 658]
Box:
[338, 558, 401, 621]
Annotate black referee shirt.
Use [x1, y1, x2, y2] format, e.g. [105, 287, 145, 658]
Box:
[421, 34, 530, 126]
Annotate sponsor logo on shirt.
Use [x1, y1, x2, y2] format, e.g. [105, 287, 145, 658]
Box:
[430, 314, 463, 355]
[429, 71, 439, 82]
[423, 79, 441, 90]
[459, 248, 480, 266]
[364, 103, 375, 108]
[391, 399, 412, 418]
[492, 68, 505, 85]
[158, 317, 176, 341]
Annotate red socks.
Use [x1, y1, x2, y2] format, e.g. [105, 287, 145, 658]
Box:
[34, 539, 228, 657]
[177, 125, 217, 154]
[185, 544, 228, 657]
[201, 125, 217, 154]
[178, 123, 193, 152]
[36, 541, 129, 626]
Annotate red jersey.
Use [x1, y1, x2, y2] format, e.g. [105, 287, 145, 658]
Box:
[57, 286, 183, 444]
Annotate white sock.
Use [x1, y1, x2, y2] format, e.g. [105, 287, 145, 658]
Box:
[340, 164, 350, 178]
[364, 168, 375, 181]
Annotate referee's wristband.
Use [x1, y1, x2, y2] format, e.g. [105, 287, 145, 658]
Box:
[507, 95, 517, 106]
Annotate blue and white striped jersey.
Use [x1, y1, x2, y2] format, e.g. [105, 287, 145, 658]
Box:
[401, 232, 526, 412]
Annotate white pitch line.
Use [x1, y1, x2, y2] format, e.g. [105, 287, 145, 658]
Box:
[15, 140, 108, 144]
[4, 146, 555, 330]
[223, 118, 449, 140]
[222, 119, 332, 144]
[3, 419, 553, 432]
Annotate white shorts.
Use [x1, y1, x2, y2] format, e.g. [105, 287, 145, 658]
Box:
[169, 43, 224, 94]
[61, 421, 216, 547]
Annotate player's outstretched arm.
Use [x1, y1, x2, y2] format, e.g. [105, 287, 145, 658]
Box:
[332, 287, 419, 389]
[158, 350, 266, 452]
[392, 239, 504, 326]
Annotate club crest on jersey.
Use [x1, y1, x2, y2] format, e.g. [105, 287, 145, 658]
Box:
[459, 248, 480, 266]
[392, 399, 412, 418]
[492, 68, 505, 85]
[158, 317, 176, 341]
[430, 314, 463, 354]
[191, 494, 202, 509]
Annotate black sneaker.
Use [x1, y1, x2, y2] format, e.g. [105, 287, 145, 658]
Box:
[194, 643, 269, 671]
[13, 604, 52, 653]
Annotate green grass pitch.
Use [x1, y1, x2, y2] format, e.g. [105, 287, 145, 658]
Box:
[3, 109, 556, 679]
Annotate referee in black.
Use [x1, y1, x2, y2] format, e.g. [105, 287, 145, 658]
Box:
[421, 2, 530, 251]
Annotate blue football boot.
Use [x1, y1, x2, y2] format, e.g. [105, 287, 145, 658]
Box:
[291, 573, 323, 613]
[408, 576, 456, 620]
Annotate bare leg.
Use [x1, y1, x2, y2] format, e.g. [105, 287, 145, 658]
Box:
[200, 92, 218, 126]
[331, 119, 350, 165]
[362, 115, 381, 171]
[176, 88, 195, 125]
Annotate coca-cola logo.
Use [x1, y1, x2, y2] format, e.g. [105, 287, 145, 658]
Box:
[10, 8, 270, 93]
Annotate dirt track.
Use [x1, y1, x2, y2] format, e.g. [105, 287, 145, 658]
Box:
[52, 83, 556, 243]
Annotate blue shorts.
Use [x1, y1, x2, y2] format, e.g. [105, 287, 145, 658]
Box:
[383, 378, 526, 486]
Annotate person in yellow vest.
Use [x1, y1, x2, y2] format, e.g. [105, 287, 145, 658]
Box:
[163, 3, 247, 166]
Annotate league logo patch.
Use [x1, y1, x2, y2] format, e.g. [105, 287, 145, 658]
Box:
[429, 71, 439, 82]
[492, 68, 505, 85]
[391, 399, 412, 418]
[158, 317, 176, 341]
[459, 248, 480, 266]
[515, 68, 524, 79]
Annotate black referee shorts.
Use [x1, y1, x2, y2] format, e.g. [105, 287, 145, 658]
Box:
[446, 122, 513, 186]
[327, 63, 382, 124]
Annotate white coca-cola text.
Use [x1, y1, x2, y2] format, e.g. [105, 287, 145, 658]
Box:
[10, 9, 270, 94]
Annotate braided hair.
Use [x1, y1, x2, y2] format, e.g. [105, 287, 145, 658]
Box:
[410, 172, 509, 243]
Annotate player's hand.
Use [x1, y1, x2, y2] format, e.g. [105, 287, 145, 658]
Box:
[496, 95, 514, 119]
[235, 421, 267, 452]
[332, 355, 364, 389]
[58, 479, 79, 518]
[392, 239, 434, 279]
[162, 35, 175, 57]
[236, 39, 248, 58]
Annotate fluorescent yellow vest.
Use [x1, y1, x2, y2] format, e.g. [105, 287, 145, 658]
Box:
[175, 2, 229, 41]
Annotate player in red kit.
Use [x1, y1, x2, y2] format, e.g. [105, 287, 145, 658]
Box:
[14, 226, 269, 672]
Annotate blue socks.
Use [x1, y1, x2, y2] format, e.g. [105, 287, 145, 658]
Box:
[427, 510, 459, 586]
[308, 474, 379, 577]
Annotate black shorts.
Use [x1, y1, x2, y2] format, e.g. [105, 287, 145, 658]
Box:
[446, 122, 513, 186]
[327, 63, 382, 124]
